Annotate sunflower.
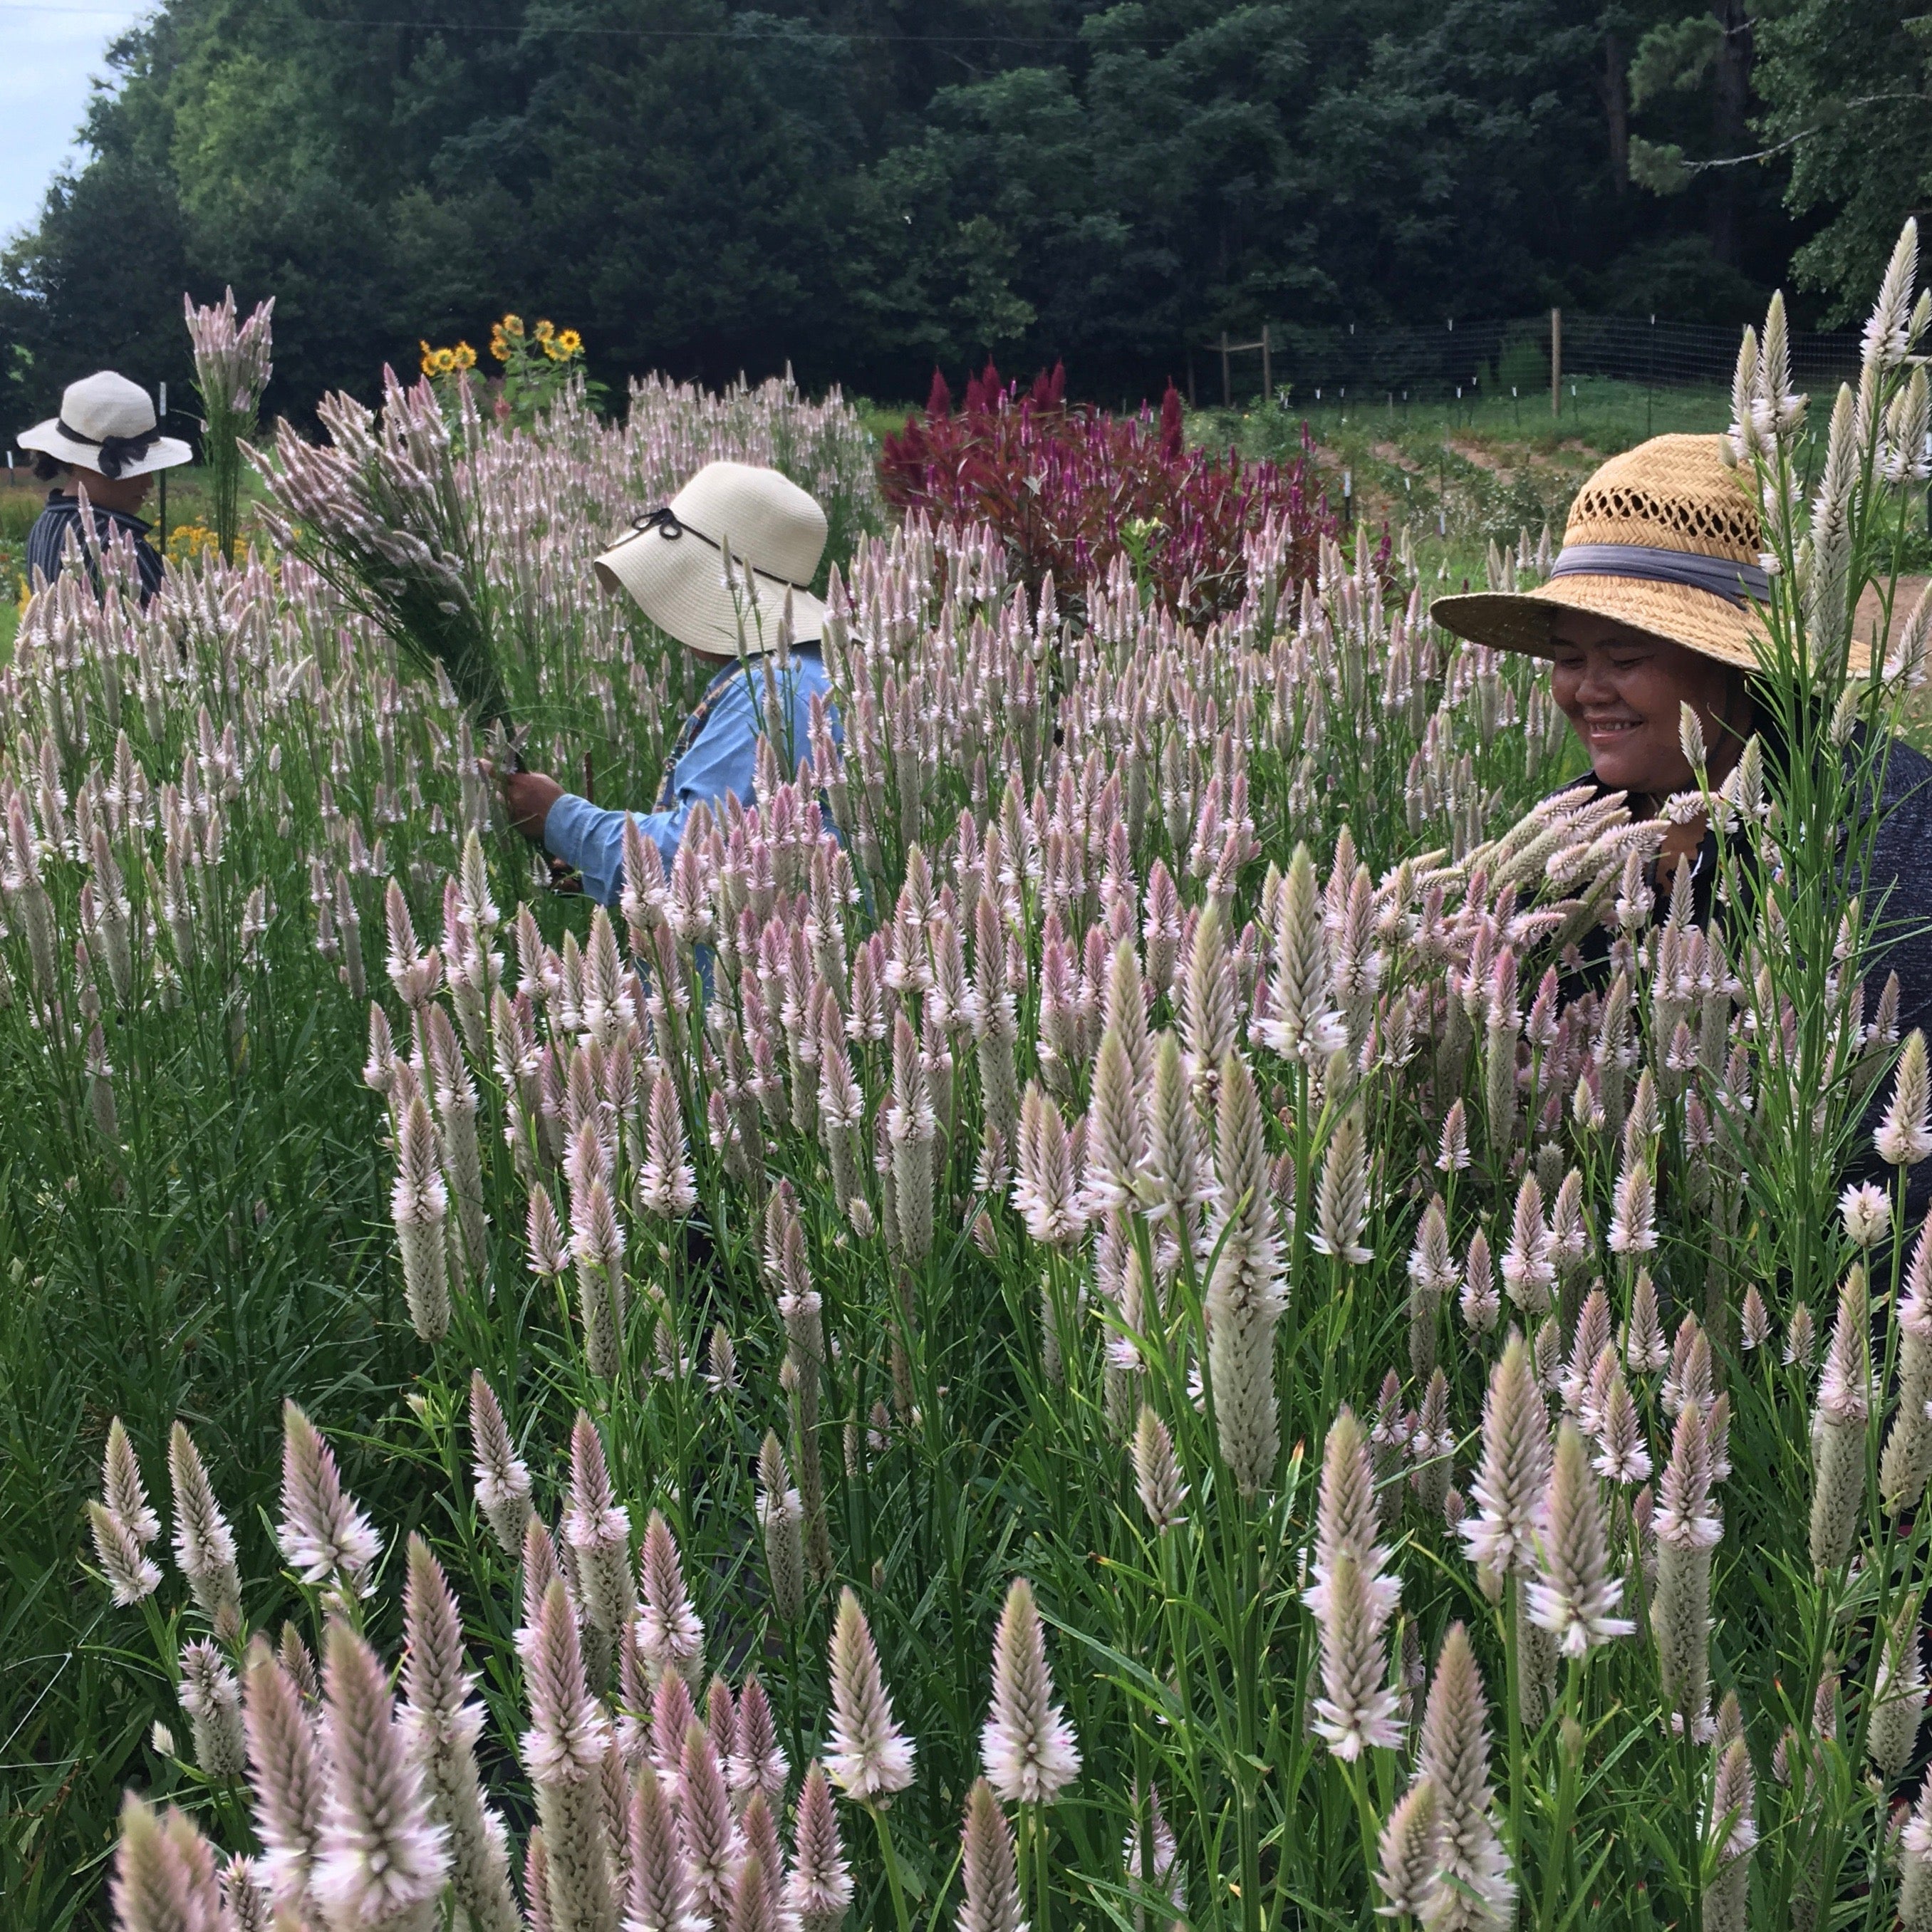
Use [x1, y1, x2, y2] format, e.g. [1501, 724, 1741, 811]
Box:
[534, 318, 554, 343]
[489, 327, 510, 364]
[555, 328, 583, 358]
[500, 313, 525, 338]
[431, 347, 457, 375]
[419, 338, 437, 375]
[452, 342, 478, 370]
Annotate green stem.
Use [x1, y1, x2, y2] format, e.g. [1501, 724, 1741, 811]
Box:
[869, 1804, 914, 1932]
[1343, 1755, 1384, 1914]
[1503, 1582, 1525, 1879]
[1539, 1657, 1584, 1931]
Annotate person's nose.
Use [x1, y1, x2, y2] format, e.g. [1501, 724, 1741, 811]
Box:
[1572, 656, 1617, 707]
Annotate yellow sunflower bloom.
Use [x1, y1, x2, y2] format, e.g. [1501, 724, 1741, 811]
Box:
[534, 318, 554, 343]
[453, 342, 478, 370]
[419, 338, 437, 375]
[556, 329, 583, 357]
[489, 328, 510, 364]
[501, 313, 524, 338]
[432, 348, 457, 375]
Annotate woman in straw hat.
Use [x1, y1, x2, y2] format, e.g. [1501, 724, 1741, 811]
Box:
[1435, 431, 1932, 1182]
[16, 370, 192, 606]
[499, 460, 838, 901]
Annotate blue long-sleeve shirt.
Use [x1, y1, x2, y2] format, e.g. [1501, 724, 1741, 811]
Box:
[544, 646, 837, 906]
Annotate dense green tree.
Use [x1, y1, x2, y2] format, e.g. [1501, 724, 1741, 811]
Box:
[1753, 3, 1932, 324]
[0, 0, 1900, 418]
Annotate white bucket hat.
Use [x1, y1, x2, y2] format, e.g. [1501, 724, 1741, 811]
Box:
[17, 370, 192, 480]
[595, 459, 827, 657]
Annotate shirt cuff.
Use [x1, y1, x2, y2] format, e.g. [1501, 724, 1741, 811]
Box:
[541, 791, 601, 873]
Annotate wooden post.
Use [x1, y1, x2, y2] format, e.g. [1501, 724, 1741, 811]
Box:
[1261, 323, 1272, 407]
[1550, 307, 1562, 418]
[1220, 332, 1231, 409]
[156, 381, 168, 553]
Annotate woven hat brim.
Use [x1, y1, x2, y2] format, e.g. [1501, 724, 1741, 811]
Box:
[594, 526, 825, 658]
[16, 418, 193, 479]
[1432, 574, 1872, 679]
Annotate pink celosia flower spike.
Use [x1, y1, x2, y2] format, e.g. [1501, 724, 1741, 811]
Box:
[825, 1588, 915, 1803]
[981, 1576, 1081, 1804]
[955, 1779, 1023, 1932]
[313, 1619, 450, 1932]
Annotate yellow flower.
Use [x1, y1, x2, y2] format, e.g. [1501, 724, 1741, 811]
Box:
[419, 338, 436, 375]
[452, 342, 477, 370]
[534, 318, 554, 343]
[432, 348, 457, 375]
[542, 341, 563, 362]
[556, 329, 583, 357]
[489, 328, 510, 364]
[501, 313, 524, 338]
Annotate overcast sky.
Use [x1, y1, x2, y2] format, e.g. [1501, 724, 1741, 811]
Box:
[1, 1, 144, 244]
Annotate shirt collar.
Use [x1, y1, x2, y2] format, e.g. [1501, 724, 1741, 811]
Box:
[49, 492, 152, 536]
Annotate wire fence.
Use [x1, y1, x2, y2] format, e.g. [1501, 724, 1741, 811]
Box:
[1195, 310, 1866, 415]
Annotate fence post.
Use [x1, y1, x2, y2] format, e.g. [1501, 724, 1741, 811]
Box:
[1220, 332, 1231, 410]
[157, 380, 168, 551]
[1261, 324, 1272, 407]
[1550, 308, 1562, 418]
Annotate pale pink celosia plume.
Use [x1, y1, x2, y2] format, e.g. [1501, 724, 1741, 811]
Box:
[277, 1401, 380, 1595]
[1460, 1335, 1550, 1581]
[981, 1576, 1081, 1804]
[637, 1510, 705, 1687]
[826, 1587, 915, 1802]
[313, 1618, 450, 1932]
[400, 1537, 521, 1932]
[786, 1762, 853, 1932]
[1415, 1623, 1514, 1930]
[1527, 1423, 1634, 1657]
[955, 1779, 1022, 1932]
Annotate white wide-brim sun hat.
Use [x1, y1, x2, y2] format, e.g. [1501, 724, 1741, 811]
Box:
[17, 370, 192, 480]
[595, 459, 828, 658]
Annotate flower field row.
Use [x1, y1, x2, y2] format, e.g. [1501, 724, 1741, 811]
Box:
[13, 228, 1932, 1932]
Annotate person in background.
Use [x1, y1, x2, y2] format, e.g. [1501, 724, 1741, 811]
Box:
[498, 460, 838, 902]
[1433, 431, 1932, 1205]
[17, 370, 191, 606]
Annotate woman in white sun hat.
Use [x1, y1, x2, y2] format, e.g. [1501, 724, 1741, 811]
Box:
[18, 370, 192, 606]
[499, 459, 841, 902]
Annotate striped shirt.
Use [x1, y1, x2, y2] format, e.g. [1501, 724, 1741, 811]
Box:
[26, 492, 166, 605]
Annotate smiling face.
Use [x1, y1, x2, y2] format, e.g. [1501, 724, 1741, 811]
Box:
[1547, 615, 1747, 799]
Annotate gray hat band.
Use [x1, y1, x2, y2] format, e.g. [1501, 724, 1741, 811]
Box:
[1549, 542, 1770, 608]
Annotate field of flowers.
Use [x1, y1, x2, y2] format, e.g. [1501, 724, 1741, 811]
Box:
[9, 227, 1932, 1932]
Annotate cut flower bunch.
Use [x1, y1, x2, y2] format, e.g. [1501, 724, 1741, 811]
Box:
[57, 227, 1932, 1932]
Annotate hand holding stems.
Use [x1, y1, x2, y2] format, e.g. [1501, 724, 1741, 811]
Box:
[485, 760, 563, 844]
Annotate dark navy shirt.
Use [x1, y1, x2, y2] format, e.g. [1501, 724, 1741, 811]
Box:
[26, 492, 165, 605]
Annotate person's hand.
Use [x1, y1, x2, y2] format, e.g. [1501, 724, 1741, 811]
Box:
[492, 764, 564, 844]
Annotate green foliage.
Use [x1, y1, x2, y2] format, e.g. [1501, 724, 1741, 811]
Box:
[1628, 13, 1723, 111]
[3, 0, 1894, 419]
[1755, 3, 1932, 325]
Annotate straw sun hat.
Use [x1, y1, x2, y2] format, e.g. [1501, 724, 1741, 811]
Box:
[1433, 433, 1861, 675]
[17, 370, 192, 479]
[595, 459, 827, 658]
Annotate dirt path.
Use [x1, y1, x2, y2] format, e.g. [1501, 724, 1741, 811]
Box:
[1856, 575, 1929, 653]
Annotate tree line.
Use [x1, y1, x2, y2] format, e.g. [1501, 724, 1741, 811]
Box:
[1, 0, 1923, 424]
